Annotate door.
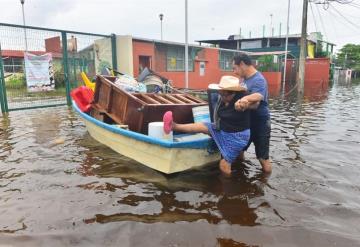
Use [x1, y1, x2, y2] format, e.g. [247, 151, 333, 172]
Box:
[139, 56, 151, 74]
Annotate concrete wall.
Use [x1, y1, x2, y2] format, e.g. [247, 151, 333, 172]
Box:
[116, 35, 134, 76]
[94, 37, 113, 74]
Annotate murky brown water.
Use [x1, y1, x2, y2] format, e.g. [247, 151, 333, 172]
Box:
[1, 81, 360, 246]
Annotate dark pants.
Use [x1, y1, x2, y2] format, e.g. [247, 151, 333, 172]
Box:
[244, 117, 271, 160]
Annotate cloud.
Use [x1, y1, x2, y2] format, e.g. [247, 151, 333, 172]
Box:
[0, 0, 359, 50]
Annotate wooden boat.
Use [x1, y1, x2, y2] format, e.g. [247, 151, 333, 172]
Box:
[73, 101, 220, 174]
[71, 75, 220, 174]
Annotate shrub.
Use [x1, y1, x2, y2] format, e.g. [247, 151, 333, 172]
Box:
[4, 73, 26, 89]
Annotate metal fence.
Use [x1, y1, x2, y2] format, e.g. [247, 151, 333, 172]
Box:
[0, 23, 117, 113]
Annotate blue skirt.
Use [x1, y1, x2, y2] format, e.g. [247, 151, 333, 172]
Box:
[205, 123, 250, 164]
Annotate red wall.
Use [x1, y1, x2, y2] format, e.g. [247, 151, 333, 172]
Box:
[262, 72, 281, 97]
[132, 40, 155, 77]
[286, 58, 330, 83]
[45, 36, 61, 53]
[159, 49, 233, 89]
[305, 58, 330, 83]
[132, 41, 285, 90]
[265, 72, 282, 97]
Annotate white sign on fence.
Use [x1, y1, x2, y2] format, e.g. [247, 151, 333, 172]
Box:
[24, 52, 55, 92]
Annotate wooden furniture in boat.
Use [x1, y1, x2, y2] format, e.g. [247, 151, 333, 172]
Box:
[92, 75, 208, 134]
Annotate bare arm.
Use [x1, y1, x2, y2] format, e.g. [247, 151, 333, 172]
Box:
[235, 93, 263, 111]
[241, 93, 263, 102]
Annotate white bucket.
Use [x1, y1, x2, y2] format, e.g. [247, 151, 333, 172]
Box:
[148, 122, 173, 141]
[192, 105, 210, 123]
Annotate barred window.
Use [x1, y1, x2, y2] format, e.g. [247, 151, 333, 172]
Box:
[3, 58, 24, 73]
[166, 46, 193, 72]
[219, 50, 236, 71]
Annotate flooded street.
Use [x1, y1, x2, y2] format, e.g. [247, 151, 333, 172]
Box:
[0, 81, 360, 246]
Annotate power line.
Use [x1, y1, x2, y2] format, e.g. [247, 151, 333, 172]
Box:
[324, 4, 340, 39]
[315, 3, 329, 40]
[309, 2, 320, 32]
[348, 2, 360, 9]
[326, 5, 360, 32]
[330, 3, 360, 29]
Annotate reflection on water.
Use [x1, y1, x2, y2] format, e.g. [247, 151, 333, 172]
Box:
[0, 81, 360, 246]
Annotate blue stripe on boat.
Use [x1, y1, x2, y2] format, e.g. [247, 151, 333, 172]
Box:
[72, 101, 212, 149]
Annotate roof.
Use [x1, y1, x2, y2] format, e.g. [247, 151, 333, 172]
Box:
[131, 36, 254, 54]
[197, 35, 301, 44]
[197, 34, 336, 46]
[132, 36, 292, 57]
[250, 51, 290, 56]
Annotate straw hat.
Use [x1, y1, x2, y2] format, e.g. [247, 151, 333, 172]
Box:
[208, 75, 246, 92]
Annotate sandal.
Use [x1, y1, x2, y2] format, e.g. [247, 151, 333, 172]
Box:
[163, 111, 173, 134]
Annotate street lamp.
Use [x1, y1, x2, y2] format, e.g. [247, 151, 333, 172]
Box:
[159, 13, 164, 40]
[20, 0, 28, 51]
[185, 0, 189, 89]
[270, 13, 273, 37]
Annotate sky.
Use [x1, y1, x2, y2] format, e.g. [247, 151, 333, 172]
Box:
[0, 0, 359, 51]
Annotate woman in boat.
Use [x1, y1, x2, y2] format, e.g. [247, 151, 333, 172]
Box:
[163, 75, 257, 175]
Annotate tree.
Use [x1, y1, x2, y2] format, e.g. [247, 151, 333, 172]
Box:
[336, 44, 360, 72]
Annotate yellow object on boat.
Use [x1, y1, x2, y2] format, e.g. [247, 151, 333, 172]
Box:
[80, 72, 95, 91]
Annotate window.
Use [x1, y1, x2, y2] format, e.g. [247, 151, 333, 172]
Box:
[219, 50, 236, 71]
[269, 39, 282, 47]
[3, 58, 24, 73]
[166, 46, 194, 71]
[241, 40, 262, 49]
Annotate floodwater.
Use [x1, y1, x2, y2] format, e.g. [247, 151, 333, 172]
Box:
[0, 80, 360, 246]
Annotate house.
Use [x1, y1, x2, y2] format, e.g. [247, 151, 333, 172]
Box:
[197, 32, 335, 59]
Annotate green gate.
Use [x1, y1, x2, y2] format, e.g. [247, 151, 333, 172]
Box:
[0, 23, 117, 113]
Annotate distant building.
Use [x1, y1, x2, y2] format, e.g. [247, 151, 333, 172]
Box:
[197, 32, 335, 59]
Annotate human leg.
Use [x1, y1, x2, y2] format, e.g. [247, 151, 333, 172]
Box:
[163, 111, 209, 135]
[219, 158, 231, 175]
[173, 122, 209, 134]
[207, 127, 250, 175]
[253, 119, 272, 173]
[259, 158, 271, 173]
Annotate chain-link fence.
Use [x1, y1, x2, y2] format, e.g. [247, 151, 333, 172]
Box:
[0, 23, 116, 112]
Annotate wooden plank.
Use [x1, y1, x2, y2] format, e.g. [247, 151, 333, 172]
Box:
[141, 94, 161, 104]
[163, 94, 185, 104]
[153, 94, 174, 104]
[174, 94, 195, 103]
[107, 86, 114, 113]
[183, 94, 206, 103]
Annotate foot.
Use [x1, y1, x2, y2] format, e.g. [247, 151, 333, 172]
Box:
[163, 111, 173, 134]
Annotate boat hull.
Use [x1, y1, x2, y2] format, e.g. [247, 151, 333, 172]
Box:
[83, 118, 220, 174]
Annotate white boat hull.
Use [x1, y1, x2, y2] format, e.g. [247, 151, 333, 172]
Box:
[83, 117, 220, 174]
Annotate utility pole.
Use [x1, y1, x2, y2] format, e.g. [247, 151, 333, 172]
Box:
[283, 0, 291, 90]
[20, 0, 28, 51]
[262, 25, 265, 37]
[298, 0, 308, 94]
[269, 14, 273, 37]
[279, 22, 282, 37]
[159, 13, 164, 40]
[185, 0, 189, 89]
